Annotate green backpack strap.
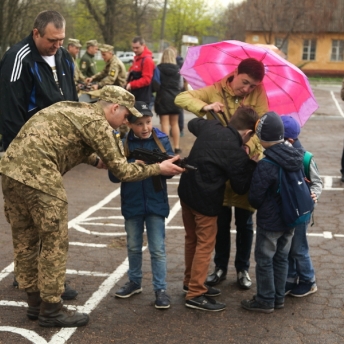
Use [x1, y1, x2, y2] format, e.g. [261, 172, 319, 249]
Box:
[303, 151, 313, 180]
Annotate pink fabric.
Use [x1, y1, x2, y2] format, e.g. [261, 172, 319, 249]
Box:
[180, 40, 318, 126]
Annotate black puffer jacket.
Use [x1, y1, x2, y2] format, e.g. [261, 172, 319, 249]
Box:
[178, 118, 257, 216]
[248, 141, 304, 231]
[154, 63, 181, 115]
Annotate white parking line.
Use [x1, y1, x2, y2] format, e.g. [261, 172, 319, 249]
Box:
[331, 90, 344, 117]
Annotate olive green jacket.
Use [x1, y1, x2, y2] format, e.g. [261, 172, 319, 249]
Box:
[175, 73, 269, 211]
[80, 52, 97, 77]
[0, 102, 160, 202]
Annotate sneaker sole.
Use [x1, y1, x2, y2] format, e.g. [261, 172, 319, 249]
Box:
[274, 304, 285, 309]
[285, 290, 292, 296]
[185, 303, 225, 312]
[241, 305, 274, 314]
[155, 304, 171, 309]
[289, 286, 317, 298]
[115, 288, 142, 298]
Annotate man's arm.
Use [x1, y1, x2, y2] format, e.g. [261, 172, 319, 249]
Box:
[97, 58, 119, 88]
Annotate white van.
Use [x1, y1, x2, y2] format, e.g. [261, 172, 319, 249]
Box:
[117, 52, 135, 64]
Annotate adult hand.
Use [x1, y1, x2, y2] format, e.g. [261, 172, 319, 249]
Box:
[85, 77, 93, 83]
[159, 155, 185, 176]
[203, 102, 224, 113]
[96, 159, 108, 169]
[126, 83, 131, 91]
[92, 84, 99, 90]
[311, 191, 318, 203]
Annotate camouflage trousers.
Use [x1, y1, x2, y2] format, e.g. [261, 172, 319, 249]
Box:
[2, 175, 68, 303]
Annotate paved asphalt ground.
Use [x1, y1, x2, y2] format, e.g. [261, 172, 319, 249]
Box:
[1, 82, 344, 344]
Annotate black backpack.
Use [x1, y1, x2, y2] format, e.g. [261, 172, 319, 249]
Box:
[263, 157, 314, 227]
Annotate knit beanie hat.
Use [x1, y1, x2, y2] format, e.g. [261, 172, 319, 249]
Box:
[255, 111, 284, 142]
[281, 116, 300, 139]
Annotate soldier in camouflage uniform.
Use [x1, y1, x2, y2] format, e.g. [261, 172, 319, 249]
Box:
[0, 86, 184, 328]
[67, 38, 85, 88]
[86, 44, 127, 89]
[80, 39, 98, 77]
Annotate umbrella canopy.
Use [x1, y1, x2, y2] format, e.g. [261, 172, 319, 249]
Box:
[180, 40, 318, 126]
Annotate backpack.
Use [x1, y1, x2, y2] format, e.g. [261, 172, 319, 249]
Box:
[263, 154, 314, 227]
[151, 66, 161, 92]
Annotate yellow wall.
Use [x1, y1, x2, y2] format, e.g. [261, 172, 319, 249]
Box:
[245, 31, 344, 76]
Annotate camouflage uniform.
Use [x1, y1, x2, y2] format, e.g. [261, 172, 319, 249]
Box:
[73, 56, 85, 84]
[92, 45, 127, 88]
[0, 86, 158, 303]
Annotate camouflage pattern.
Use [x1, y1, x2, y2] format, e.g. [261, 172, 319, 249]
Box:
[92, 55, 127, 88]
[80, 51, 97, 77]
[68, 38, 82, 48]
[86, 40, 98, 48]
[2, 175, 68, 303]
[99, 44, 114, 53]
[0, 101, 158, 202]
[99, 85, 142, 118]
[72, 56, 85, 83]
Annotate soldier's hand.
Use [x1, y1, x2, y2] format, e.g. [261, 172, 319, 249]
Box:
[92, 84, 99, 90]
[85, 77, 93, 83]
[96, 159, 108, 169]
[159, 155, 185, 176]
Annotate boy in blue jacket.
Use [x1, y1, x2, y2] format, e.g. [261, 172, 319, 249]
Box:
[109, 101, 173, 309]
[241, 112, 306, 313]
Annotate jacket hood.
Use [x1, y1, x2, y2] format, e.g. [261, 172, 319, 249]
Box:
[158, 63, 180, 76]
[264, 141, 304, 171]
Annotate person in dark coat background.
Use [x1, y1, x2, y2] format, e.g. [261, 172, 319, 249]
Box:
[154, 48, 183, 153]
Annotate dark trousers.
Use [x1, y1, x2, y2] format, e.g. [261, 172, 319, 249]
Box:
[341, 148, 344, 173]
[178, 108, 184, 132]
[214, 206, 254, 273]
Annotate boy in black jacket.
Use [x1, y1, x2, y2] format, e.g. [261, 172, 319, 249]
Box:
[241, 112, 304, 313]
[178, 106, 259, 311]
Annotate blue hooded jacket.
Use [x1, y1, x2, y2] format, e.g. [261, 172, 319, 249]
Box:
[109, 127, 174, 220]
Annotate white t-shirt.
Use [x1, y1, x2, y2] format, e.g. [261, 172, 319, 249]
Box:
[42, 55, 59, 88]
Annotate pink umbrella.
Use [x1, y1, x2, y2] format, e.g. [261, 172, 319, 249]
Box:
[180, 40, 318, 126]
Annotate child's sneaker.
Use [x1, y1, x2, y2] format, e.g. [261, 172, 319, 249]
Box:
[289, 281, 317, 297]
[155, 290, 170, 309]
[285, 281, 297, 295]
[115, 281, 142, 298]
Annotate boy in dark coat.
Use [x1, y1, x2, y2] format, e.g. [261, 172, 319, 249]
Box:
[178, 106, 259, 311]
[241, 112, 305, 313]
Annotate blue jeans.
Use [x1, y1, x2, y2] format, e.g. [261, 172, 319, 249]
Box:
[287, 220, 315, 283]
[255, 227, 294, 307]
[125, 215, 167, 291]
[214, 206, 253, 273]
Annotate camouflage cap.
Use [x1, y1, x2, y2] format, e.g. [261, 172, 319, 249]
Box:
[99, 86, 142, 118]
[68, 38, 82, 48]
[99, 44, 114, 53]
[86, 39, 98, 47]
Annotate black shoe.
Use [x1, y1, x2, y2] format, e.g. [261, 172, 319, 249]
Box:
[13, 276, 19, 288]
[115, 281, 142, 298]
[185, 295, 226, 311]
[61, 283, 78, 301]
[27, 291, 42, 320]
[155, 290, 170, 309]
[183, 285, 221, 297]
[274, 300, 285, 309]
[341, 173, 344, 182]
[38, 301, 89, 327]
[241, 297, 274, 314]
[237, 270, 252, 290]
[206, 267, 227, 286]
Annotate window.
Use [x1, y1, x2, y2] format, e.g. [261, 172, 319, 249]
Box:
[275, 37, 288, 57]
[302, 39, 316, 61]
[331, 40, 344, 61]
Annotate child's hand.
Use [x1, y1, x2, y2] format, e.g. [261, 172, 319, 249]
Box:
[311, 192, 318, 203]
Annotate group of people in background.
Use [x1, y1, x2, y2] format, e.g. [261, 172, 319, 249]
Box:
[0, 8, 323, 330]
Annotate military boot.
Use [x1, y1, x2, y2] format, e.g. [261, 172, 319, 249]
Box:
[27, 291, 42, 320]
[38, 300, 89, 327]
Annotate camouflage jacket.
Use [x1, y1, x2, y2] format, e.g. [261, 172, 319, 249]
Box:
[73, 57, 85, 83]
[80, 52, 97, 77]
[0, 101, 160, 202]
[92, 55, 127, 88]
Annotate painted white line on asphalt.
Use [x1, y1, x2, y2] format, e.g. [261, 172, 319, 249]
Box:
[0, 327, 47, 344]
[323, 176, 332, 188]
[69, 242, 107, 248]
[331, 91, 344, 118]
[323, 231, 333, 238]
[73, 223, 126, 236]
[66, 269, 109, 277]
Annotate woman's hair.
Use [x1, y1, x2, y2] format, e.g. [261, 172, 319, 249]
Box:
[33, 10, 65, 36]
[229, 106, 259, 132]
[161, 48, 176, 64]
[237, 58, 265, 82]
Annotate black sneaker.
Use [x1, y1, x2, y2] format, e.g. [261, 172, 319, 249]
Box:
[155, 290, 170, 309]
[183, 285, 221, 297]
[274, 300, 285, 309]
[185, 295, 226, 311]
[61, 283, 78, 301]
[241, 297, 274, 313]
[115, 281, 142, 298]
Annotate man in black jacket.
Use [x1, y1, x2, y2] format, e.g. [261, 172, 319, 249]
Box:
[0, 10, 78, 300]
[0, 10, 78, 151]
[179, 106, 259, 312]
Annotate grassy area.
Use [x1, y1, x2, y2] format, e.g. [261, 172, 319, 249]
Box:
[308, 76, 342, 83]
